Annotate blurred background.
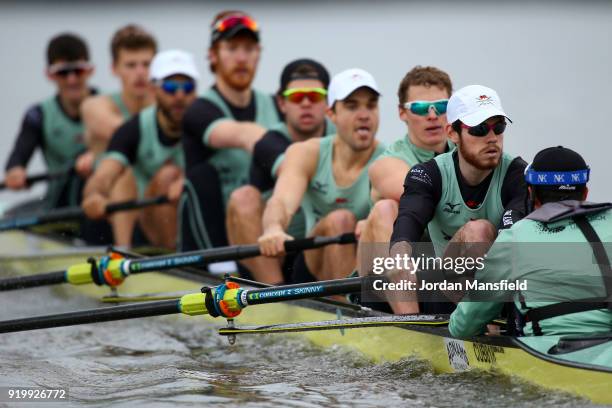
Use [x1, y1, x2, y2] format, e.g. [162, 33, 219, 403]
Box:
[1, 0, 611, 207]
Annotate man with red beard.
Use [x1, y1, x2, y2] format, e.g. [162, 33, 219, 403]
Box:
[82, 50, 198, 248]
[384, 85, 527, 313]
[179, 10, 281, 252]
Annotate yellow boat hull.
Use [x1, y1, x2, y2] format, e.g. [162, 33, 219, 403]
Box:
[1, 231, 610, 404]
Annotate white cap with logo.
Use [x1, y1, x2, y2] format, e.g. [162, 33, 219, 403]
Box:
[149, 49, 200, 82]
[327, 68, 380, 107]
[447, 84, 511, 126]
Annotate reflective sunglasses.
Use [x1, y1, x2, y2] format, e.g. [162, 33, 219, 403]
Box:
[403, 99, 448, 116]
[214, 15, 259, 33]
[158, 79, 196, 95]
[460, 120, 507, 137]
[49, 62, 93, 78]
[282, 87, 327, 104]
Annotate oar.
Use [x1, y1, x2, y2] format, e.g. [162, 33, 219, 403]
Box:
[0, 195, 169, 233]
[0, 233, 356, 291]
[0, 275, 370, 333]
[0, 169, 69, 190]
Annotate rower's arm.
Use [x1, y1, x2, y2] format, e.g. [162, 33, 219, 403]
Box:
[391, 162, 441, 245]
[369, 157, 410, 203]
[449, 229, 515, 338]
[5, 105, 44, 173]
[207, 120, 267, 153]
[83, 116, 140, 198]
[82, 158, 125, 198]
[499, 157, 528, 229]
[262, 140, 318, 233]
[81, 95, 125, 155]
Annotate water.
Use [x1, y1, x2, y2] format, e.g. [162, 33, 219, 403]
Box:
[1, 0, 612, 206]
[0, 276, 598, 407]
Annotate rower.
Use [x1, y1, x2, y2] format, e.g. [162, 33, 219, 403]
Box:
[449, 146, 612, 338]
[180, 10, 282, 252]
[226, 58, 334, 284]
[386, 85, 527, 313]
[78, 24, 157, 174]
[82, 50, 198, 248]
[258, 68, 385, 283]
[357, 66, 453, 282]
[4, 33, 95, 209]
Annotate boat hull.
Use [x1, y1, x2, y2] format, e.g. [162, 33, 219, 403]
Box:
[1, 231, 610, 404]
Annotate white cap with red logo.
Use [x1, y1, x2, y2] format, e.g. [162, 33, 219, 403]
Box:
[447, 84, 511, 126]
[327, 68, 380, 107]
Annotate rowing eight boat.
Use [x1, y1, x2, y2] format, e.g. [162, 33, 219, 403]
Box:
[0, 230, 610, 404]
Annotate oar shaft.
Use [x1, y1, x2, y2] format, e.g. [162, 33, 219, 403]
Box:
[0, 300, 180, 334]
[243, 277, 363, 305]
[126, 233, 356, 275]
[0, 196, 168, 232]
[0, 271, 66, 290]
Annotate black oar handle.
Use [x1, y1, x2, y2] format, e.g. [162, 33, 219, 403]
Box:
[0, 196, 170, 232]
[105, 195, 169, 214]
[284, 233, 356, 252]
[0, 169, 67, 190]
[0, 299, 180, 334]
[0, 271, 66, 291]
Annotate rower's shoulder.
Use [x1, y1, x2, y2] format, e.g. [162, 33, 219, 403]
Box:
[81, 94, 119, 116]
[284, 138, 320, 172]
[288, 137, 321, 155]
[369, 155, 408, 178]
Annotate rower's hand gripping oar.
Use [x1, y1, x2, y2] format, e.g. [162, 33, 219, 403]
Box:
[0, 195, 169, 233]
[0, 276, 367, 334]
[0, 233, 356, 291]
[0, 169, 69, 191]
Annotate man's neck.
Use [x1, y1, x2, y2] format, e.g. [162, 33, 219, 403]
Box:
[215, 78, 252, 107]
[407, 133, 447, 154]
[156, 109, 181, 139]
[59, 89, 90, 119]
[121, 90, 154, 114]
[457, 153, 493, 186]
[287, 123, 325, 143]
[333, 135, 377, 171]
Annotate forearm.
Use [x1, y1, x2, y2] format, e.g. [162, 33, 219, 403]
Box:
[208, 121, 266, 152]
[83, 160, 123, 197]
[262, 197, 293, 234]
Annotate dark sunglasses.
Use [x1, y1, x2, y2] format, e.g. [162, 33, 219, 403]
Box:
[460, 120, 507, 137]
[159, 80, 196, 95]
[49, 62, 92, 78]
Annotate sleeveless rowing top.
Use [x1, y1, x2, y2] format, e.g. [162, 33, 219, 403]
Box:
[269, 118, 337, 178]
[379, 136, 454, 167]
[109, 92, 132, 120]
[263, 120, 337, 240]
[301, 136, 385, 234]
[133, 106, 184, 197]
[427, 151, 513, 255]
[40, 96, 86, 172]
[40, 96, 87, 207]
[201, 88, 281, 206]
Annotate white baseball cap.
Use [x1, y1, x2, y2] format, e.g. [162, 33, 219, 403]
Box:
[447, 85, 511, 126]
[149, 49, 200, 81]
[327, 68, 380, 107]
